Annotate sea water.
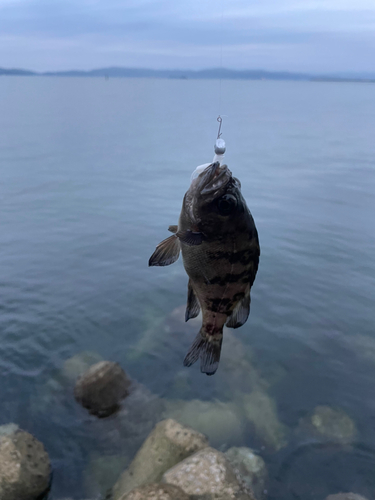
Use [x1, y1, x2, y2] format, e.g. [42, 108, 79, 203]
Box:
[0, 76, 375, 499]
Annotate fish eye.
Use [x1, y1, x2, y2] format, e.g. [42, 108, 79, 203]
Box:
[217, 194, 237, 216]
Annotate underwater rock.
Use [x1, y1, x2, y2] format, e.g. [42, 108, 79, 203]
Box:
[83, 453, 131, 497]
[112, 418, 208, 500]
[0, 423, 19, 436]
[217, 330, 266, 396]
[62, 350, 104, 383]
[243, 391, 287, 451]
[74, 361, 131, 417]
[225, 447, 267, 500]
[325, 494, 369, 500]
[298, 405, 357, 445]
[163, 398, 245, 448]
[121, 483, 190, 500]
[162, 446, 255, 500]
[0, 428, 51, 500]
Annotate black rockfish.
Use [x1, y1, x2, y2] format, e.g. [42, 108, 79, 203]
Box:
[149, 162, 260, 375]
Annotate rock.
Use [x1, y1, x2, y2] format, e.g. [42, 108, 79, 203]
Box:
[163, 399, 245, 448]
[326, 494, 369, 500]
[243, 391, 287, 451]
[310, 406, 357, 445]
[74, 361, 131, 417]
[62, 350, 104, 383]
[0, 428, 51, 500]
[0, 423, 19, 436]
[225, 447, 267, 500]
[112, 418, 209, 500]
[162, 447, 255, 500]
[121, 483, 190, 500]
[83, 453, 131, 497]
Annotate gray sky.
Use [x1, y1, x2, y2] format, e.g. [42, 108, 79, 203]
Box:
[0, 0, 374, 73]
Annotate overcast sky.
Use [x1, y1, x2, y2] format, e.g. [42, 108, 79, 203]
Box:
[0, 0, 374, 73]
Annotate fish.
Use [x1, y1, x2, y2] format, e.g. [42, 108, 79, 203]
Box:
[149, 161, 260, 375]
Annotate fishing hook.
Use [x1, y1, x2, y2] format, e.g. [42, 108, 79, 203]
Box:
[217, 115, 223, 139]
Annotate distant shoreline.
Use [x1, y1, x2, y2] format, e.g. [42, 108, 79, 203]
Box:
[1, 67, 374, 83]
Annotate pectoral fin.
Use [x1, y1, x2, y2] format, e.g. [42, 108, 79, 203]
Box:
[149, 234, 180, 267]
[177, 230, 204, 246]
[226, 289, 251, 328]
[185, 280, 201, 321]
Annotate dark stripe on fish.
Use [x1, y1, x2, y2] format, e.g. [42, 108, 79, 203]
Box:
[208, 269, 252, 286]
[207, 247, 258, 266]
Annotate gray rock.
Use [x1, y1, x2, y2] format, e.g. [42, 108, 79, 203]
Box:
[62, 350, 104, 383]
[83, 453, 131, 497]
[310, 406, 357, 445]
[243, 391, 287, 451]
[112, 418, 209, 500]
[162, 446, 256, 500]
[0, 429, 51, 500]
[326, 494, 369, 500]
[163, 398, 245, 448]
[0, 423, 19, 436]
[74, 361, 131, 417]
[121, 483, 190, 500]
[225, 447, 267, 500]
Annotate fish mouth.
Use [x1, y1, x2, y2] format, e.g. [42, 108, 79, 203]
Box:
[196, 162, 232, 197]
[185, 162, 233, 225]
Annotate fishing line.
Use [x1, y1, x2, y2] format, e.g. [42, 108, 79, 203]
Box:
[215, 1, 225, 156]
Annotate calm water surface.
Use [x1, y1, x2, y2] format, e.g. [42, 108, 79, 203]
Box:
[0, 77, 375, 499]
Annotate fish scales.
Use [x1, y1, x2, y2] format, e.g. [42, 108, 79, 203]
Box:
[149, 162, 260, 375]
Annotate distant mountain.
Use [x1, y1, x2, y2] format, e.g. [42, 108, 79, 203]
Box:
[41, 67, 312, 80]
[0, 68, 36, 76]
[1, 66, 374, 82]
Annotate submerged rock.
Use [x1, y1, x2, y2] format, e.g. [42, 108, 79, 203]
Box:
[225, 447, 267, 500]
[163, 398, 245, 448]
[243, 391, 287, 451]
[112, 418, 208, 500]
[0, 428, 51, 500]
[0, 423, 19, 436]
[310, 406, 357, 444]
[325, 494, 369, 500]
[162, 446, 255, 500]
[62, 350, 104, 383]
[74, 361, 131, 418]
[296, 405, 357, 445]
[122, 483, 190, 500]
[83, 453, 131, 497]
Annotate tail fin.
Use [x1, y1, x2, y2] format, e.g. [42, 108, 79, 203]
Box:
[183, 329, 223, 376]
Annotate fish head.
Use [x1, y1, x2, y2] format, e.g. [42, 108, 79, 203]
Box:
[181, 162, 246, 237]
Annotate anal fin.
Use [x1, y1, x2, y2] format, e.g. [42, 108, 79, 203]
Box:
[149, 234, 180, 267]
[226, 289, 251, 328]
[185, 280, 200, 321]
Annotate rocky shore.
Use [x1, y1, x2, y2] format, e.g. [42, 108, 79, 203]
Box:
[0, 307, 368, 500]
